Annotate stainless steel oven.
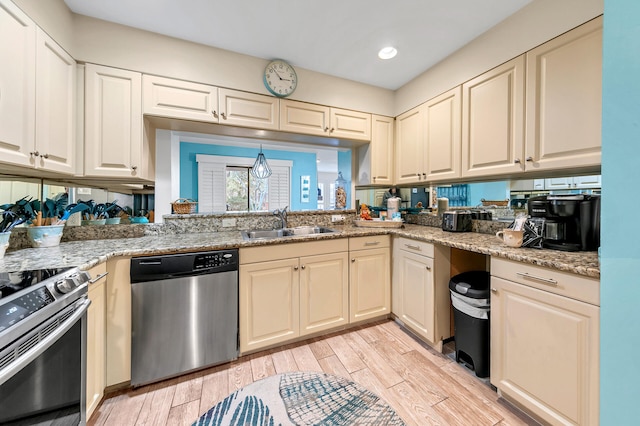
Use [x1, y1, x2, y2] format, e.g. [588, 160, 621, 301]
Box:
[0, 267, 93, 425]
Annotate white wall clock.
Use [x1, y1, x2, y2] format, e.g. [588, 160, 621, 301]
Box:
[264, 59, 297, 97]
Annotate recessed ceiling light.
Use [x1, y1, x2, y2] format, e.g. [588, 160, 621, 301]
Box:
[378, 46, 398, 60]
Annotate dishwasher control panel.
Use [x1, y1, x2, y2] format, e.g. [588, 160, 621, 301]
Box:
[194, 250, 238, 270]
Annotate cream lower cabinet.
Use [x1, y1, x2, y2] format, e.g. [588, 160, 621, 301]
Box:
[239, 239, 349, 353]
[392, 237, 451, 350]
[105, 256, 132, 387]
[86, 262, 108, 419]
[490, 258, 599, 426]
[349, 235, 391, 323]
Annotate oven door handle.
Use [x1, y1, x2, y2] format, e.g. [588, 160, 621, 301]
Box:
[0, 298, 91, 387]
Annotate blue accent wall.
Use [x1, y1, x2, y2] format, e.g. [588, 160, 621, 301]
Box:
[337, 151, 352, 208]
[179, 142, 318, 211]
[601, 2, 640, 422]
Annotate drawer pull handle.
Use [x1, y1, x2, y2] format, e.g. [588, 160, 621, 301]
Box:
[89, 272, 108, 284]
[364, 241, 380, 246]
[516, 272, 557, 286]
[404, 244, 421, 251]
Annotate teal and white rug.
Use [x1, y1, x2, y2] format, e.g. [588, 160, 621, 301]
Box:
[194, 371, 406, 426]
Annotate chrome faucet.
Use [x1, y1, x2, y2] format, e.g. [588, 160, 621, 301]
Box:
[273, 206, 288, 229]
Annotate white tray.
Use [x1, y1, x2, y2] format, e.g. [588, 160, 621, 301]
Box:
[354, 219, 404, 228]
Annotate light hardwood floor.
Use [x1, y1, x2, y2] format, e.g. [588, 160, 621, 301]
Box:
[89, 320, 537, 426]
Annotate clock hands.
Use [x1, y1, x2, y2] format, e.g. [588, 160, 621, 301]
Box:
[271, 67, 291, 82]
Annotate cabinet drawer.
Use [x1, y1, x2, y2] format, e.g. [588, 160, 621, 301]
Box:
[349, 235, 390, 251]
[491, 258, 599, 306]
[393, 237, 434, 258]
[240, 239, 348, 264]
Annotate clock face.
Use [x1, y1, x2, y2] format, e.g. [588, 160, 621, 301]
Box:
[264, 60, 297, 97]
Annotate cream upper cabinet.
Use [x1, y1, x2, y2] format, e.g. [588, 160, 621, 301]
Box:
[395, 105, 426, 184]
[357, 115, 394, 186]
[491, 258, 599, 426]
[462, 56, 525, 178]
[525, 17, 602, 172]
[328, 107, 371, 141]
[84, 64, 144, 179]
[392, 237, 451, 350]
[280, 99, 371, 141]
[239, 239, 348, 353]
[105, 256, 132, 387]
[142, 74, 218, 122]
[0, 0, 36, 168]
[280, 99, 330, 136]
[86, 262, 108, 420]
[424, 86, 462, 182]
[0, 3, 75, 175]
[218, 88, 279, 130]
[35, 28, 76, 175]
[349, 236, 391, 323]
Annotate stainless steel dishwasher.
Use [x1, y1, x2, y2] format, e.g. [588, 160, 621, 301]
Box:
[130, 249, 238, 386]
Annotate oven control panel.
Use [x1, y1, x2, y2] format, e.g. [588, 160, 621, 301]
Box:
[0, 287, 54, 332]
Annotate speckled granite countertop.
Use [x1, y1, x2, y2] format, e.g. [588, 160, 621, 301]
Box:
[0, 224, 600, 279]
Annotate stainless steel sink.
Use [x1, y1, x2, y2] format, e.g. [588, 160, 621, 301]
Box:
[241, 226, 336, 240]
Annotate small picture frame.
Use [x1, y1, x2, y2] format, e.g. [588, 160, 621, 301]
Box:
[301, 175, 310, 203]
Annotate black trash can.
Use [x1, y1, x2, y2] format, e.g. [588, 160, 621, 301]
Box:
[449, 271, 491, 378]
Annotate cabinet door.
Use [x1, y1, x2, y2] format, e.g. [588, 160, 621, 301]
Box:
[544, 177, 573, 190]
[462, 56, 525, 178]
[84, 64, 143, 178]
[219, 88, 279, 130]
[329, 108, 371, 141]
[279, 99, 330, 136]
[105, 257, 132, 387]
[525, 17, 602, 172]
[0, 0, 36, 168]
[370, 115, 394, 185]
[398, 251, 435, 342]
[573, 175, 601, 189]
[86, 263, 107, 420]
[349, 247, 390, 322]
[142, 74, 218, 122]
[35, 28, 75, 174]
[491, 276, 599, 425]
[395, 105, 425, 184]
[299, 252, 349, 336]
[240, 258, 300, 353]
[425, 87, 461, 182]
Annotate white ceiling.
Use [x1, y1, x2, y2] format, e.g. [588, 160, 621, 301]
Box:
[63, 0, 532, 90]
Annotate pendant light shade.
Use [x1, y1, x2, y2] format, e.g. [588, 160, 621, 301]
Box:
[251, 145, 272, 179]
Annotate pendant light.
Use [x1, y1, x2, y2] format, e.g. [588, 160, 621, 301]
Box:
[251, 145, 272, 179]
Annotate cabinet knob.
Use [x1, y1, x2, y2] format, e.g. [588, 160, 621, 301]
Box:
[351, 258, 356, 262]
[422, 173, 426, 179]
[426, 266, 431, 271]
[301, 265, 306, 270]
[221, 112, 227, 120]
[212, 110, 218, 118]
[324, 127, 329, 132]
[330, 127, 335, 133]
[525, 156, 534, 162]
[416, 173, 420, 178]
[294, 266, 299, 271]
[514, 158, 521, 164]
[491, 288, 497, 293]
[40, 153, 49, 159]
[30, 151, 40, 157]
[132, 166, 138, 171]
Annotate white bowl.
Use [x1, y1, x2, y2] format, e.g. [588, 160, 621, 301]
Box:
[26, 225, 65, 248]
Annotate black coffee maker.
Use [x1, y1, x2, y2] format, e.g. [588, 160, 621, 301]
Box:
[528, 194, 600, 251]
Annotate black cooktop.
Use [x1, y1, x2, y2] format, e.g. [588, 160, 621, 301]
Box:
[0, 268, 73, 301]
